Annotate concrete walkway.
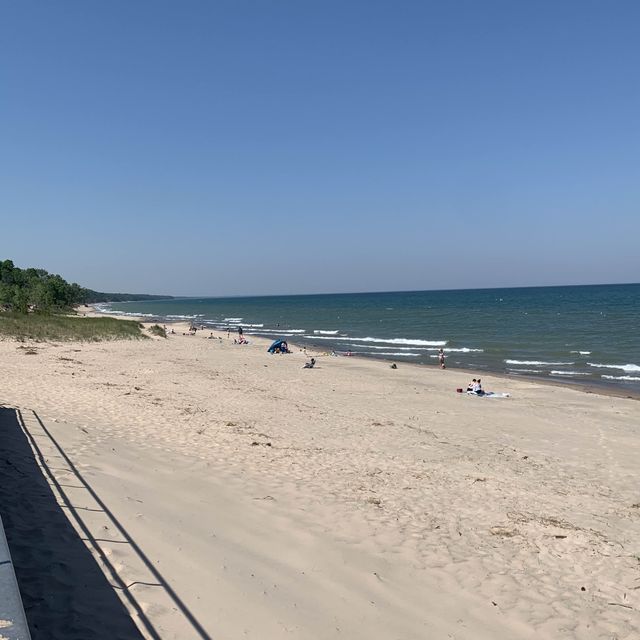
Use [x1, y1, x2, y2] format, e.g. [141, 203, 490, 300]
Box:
[0, 514, 31, 640]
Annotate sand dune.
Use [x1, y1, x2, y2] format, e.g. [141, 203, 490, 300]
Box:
[0, 324, 638, 639]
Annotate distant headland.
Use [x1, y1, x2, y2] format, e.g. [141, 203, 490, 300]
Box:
[0, 259, 172, 313]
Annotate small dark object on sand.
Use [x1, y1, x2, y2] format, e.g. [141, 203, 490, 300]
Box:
[390, 363, 397, 369]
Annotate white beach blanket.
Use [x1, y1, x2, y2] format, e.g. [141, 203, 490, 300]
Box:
[466, 391, 511, 398]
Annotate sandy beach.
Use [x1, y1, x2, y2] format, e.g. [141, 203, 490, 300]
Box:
[1, 315, 639, 639]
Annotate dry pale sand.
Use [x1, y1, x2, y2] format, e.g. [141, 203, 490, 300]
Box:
[1, 318, 639, 640]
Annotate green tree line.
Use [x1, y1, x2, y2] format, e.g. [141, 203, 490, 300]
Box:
[0, 259, 171, 313]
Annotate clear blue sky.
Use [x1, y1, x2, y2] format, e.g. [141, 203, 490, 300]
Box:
[1, 1, 638, 296]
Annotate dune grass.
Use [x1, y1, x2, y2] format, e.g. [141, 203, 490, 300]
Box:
[148, 324, 167, 338]
[0, 312, 147, 342]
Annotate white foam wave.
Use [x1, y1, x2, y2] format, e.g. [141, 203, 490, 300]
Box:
[305, 336, 446, 346]
[505, 360, 574, 366]
[550, 370, 590, 376]
[570, 351, 592, 355]
[601, 375, 640, 381]
[103, 310, 156, 318]
[346, 344, 423, 350]
[339, 344, 482, 353]
[507, 368, 542, 374]
[352, 351, 420, 357]
[314, 330, 339, 335]
[587, 363, 640, 373]
[223, 317, 243, 323]
[248, 329, 306, 334]
[166, 314, 200, 319]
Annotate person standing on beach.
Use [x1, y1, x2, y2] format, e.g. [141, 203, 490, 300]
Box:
[438, 348, 446, 369]
[238, 325, 243, 338]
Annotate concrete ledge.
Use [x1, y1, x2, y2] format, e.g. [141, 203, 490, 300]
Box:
[0, 514, 31, 640]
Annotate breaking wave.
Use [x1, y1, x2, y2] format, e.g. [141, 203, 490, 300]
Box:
[350, 351, 420, 357]
[305, 336, 446, 346]
[550, 370, 590, 376]
[505, 360, 574, 366]
[587, 363, 640, 372]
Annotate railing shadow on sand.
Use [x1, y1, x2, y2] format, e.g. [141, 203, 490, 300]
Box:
[0, 406, 213, 640]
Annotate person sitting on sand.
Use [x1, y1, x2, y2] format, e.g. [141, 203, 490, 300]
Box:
[467, 378, 477, 392]
[303, 358, 316, 369]
[472, 379, 484, 395]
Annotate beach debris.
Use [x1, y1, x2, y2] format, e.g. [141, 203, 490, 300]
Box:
[390, 363, 397, 369]
[251, 441, 272, 447]
[365, 497, 382, 507]
[254, 495, 276, 501]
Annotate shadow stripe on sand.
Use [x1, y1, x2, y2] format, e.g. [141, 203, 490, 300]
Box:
[0, 406, 213, 640]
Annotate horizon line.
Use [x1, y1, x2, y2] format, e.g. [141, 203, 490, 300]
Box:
[104, 280, 640, 302]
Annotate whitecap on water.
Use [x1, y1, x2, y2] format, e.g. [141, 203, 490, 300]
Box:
[587, 363, 640, 373]
[550, 370, 590, 376]
[504, 360, 574, 366]
[305, 336, 446, 346]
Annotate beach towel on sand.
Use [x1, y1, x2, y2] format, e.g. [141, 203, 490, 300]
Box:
[466, 391, 511, 398]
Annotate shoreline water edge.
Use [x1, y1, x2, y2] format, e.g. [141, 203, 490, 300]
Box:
[91, 283, 640, 398]
[87, 304, 640, 401]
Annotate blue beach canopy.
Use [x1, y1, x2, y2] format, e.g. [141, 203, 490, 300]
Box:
[268, 339, 288, 353]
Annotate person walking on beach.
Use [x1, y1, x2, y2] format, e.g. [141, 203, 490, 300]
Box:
[238, 325, 243, 338]
[438, 348, 446, 369]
